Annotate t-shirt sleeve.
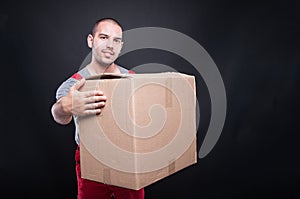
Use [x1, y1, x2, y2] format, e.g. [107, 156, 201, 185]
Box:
[128, 70, 136, 74]
[56, 72, 84, 100]
[55, 77, 78, 100]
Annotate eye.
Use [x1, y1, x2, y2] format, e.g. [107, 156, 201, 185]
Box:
[99, 35, 108, 40]
[114, 39, 122, 44]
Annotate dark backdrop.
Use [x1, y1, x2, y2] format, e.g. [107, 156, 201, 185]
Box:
[1, 0, 299, 198]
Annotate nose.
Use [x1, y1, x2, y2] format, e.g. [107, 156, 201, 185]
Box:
[106, 39, 114, 49]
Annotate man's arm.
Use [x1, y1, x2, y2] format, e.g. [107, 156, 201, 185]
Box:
[51, 97, 73, 125]
[51, 79, 106, 125]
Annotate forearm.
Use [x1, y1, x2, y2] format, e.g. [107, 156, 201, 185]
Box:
[51, 97, 73, 125]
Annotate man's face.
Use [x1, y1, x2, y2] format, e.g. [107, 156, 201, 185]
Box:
[88, 21, 123, 67]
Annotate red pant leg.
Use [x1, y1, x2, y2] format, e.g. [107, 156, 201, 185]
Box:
[112, 185, 145, 199]
[75, 147, 113, 199]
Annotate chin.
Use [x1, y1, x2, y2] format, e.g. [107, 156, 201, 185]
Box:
[103, 58, 115, 65]
[101, 62, 114, 68]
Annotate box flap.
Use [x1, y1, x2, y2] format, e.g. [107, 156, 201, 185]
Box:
[86, 73, 129, 80]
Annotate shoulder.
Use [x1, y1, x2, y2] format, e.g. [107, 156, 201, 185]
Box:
[55, 67, 90, 100]
[118, 65, 135, 74]
[128, 70, 135, 74]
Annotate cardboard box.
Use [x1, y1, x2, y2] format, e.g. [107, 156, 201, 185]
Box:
[78, 72, 197, 190]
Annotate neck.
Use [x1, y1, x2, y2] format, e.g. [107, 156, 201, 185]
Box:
[86, 62, 119, 75]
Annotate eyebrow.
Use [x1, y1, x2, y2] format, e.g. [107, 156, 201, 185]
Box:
[98, 33, 108, 37]
[98, 33, 122, 40]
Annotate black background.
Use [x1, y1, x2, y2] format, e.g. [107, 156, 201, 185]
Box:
[1, 0, 300, 198]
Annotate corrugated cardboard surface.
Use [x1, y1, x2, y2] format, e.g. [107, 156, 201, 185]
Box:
[78, 72, 197, 190]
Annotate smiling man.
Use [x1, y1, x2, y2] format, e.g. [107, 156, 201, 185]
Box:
[51, 18, 144, 199]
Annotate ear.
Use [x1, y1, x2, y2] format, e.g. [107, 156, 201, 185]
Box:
[87, 34, 93, 48]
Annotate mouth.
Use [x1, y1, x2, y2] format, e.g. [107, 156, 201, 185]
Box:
[102, 50, 114, 56]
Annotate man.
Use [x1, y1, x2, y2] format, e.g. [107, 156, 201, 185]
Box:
[51, 18, 145, 199]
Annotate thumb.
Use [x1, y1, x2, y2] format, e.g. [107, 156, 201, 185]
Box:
[74, 78, 86, 90]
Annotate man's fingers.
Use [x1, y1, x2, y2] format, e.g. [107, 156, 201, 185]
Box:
[85, 95, 107, 103]
[83, 102, 104, 115]
[84, 90, 105, 97]
[85, 101, 106, 110]
[84, 109, 102, 116]
[70, 82, 106, 116]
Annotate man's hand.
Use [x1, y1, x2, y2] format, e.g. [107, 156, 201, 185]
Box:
[64, 79, 106, 116]
[51, 79, 106, 124]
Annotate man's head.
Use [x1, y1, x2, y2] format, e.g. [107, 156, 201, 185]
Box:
[91, 18, 123, 37]
[87, 18, 123, 68]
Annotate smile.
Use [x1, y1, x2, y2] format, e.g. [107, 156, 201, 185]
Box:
[102, 50, 114, 56]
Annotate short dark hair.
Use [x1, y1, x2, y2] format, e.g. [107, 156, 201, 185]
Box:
[91, 17, 123, 36]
